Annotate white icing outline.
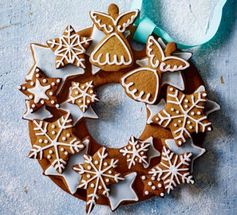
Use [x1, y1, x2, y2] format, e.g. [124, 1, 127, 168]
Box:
[44, 138, 90, 194]
[108, 172, 138, 211]
[27, 79, 50, 103]
[147, 36, 190, 72]
[90, 10, 139, 34]
[90, 32, 133, 66]
[121, 67, 159, 104]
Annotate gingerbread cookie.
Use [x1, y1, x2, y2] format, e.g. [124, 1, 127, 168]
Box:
[73, 147, 124, 213]
[18, 67, 61, 112]
[18, 3, 220, 214]
[122, 36, 190, 104]
[47, 25, 92, 69]
[149, 146, 194, 194]
[67, 81, 98, 113]
[90, 4, 139, 71]
[152, 86, 212, 146]
[29, 113, 85, 173]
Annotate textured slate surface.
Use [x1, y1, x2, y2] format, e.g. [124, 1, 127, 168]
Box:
[0, 0, 236, 214]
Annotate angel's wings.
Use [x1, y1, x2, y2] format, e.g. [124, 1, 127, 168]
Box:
[147, 36, 190, 72]
[116, 10, 139, 32]
[90, 10, 139, 34]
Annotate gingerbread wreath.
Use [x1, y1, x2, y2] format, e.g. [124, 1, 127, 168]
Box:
[18, 3, 220, 214]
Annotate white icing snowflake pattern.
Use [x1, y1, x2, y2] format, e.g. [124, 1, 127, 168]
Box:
[67, 81, 98, 113]
[120, 136, 151, 169]
[149, 146, 194, 194]
[153, 86, 212, 146]
[47, 25, 92, 69]
[28, 113, 85, 173]
[73, 147, 124, 213]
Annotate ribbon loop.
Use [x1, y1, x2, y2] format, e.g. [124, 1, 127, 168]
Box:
[133, 16, 156, 43]
[132, 0, 227, 49]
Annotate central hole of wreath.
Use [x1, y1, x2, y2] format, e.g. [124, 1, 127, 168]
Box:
[86, 84, 147, 148]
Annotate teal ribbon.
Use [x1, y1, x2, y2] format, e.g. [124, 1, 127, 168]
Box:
[131, 0, 227, 49]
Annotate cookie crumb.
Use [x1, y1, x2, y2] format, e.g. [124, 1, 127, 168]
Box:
[23, 186, 28, 194]
[220, 76, 224, 84]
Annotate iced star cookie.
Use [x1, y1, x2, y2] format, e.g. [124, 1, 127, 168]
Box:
[149, 146, 194, 194]
[152, 86, 212, 146]
[47, 25, 92, 69]
[90, 4, 139, 71]
[73, 147, 124, 213]
[18, 67, 61, 112]
[29, 113, 85, 173]
[67, 81, 98, 113]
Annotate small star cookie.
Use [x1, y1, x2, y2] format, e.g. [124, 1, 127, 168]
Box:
[47, 25, 92, 69]
[67, 81, 98, 113]
[28, 113, 85, 173]
[73, 147, 124, 214]
[152, 86, 212, 146]
[120, 136, 151, 169]
[18, 67, 61, 112]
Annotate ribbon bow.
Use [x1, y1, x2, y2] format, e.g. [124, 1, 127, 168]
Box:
[131, 0, 227, 49]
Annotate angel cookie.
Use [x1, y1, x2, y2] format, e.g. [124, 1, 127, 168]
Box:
[122, 36, 190, 104]
[90, 4, 139, 71]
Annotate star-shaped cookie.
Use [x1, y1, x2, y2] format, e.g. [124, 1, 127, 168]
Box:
[152, 86, 212, 146]
[47, 25, 92, 69]
[149, 146, 194, 194]
[18, 68, 61, 112]
[28, 113, 85, 173]
[68, 81, 99, 113]
[73, 147, 123, 214]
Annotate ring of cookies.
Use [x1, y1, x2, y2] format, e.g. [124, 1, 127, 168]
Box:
[18, 4, 220, 214]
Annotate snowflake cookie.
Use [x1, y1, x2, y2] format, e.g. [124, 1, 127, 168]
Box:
[47, 25, 92, 69]
[120, 136, 152, 169]
[149, 146, 194, 194]
[152, 86, 212, 146]
[18, 67, 61, 112]
[68, 81, 98, 113]
[73, 147, 124, 213]
[29, 113, 85, 173]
